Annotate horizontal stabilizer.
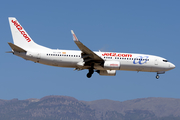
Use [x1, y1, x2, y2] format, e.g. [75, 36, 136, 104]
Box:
[8, 42, 26, 52]
[6, 51, 13, 53]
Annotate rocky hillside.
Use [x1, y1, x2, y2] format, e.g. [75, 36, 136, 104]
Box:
[0, 96, 180, 120]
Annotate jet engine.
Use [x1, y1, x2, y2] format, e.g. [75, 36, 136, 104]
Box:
[97, 70, 116, 76]
[103, 61, 120, 70]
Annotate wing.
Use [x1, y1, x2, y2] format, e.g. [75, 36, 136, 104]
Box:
[71, 30, 104, 66]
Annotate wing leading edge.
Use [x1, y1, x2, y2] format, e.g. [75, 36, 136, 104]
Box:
[71, 30, 104, 63]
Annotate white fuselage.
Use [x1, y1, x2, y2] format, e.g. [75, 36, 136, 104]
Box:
[14, 49, 175, 73]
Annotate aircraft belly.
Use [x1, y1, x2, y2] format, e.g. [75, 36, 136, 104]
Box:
[120, 63, 152, 72]
[151, 65, 168, 72]
[37, 59, 78, 68]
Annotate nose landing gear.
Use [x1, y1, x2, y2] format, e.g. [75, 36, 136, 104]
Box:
[156, 74, 159, 79]
[156, 71, 165, 79]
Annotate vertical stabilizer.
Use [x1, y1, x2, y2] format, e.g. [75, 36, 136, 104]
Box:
[8, 17, 50, 51]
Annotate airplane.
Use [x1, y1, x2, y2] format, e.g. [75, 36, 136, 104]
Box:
[7, 17, 175, 79]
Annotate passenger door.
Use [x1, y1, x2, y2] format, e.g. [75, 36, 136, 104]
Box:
[154, 58, 158, 65]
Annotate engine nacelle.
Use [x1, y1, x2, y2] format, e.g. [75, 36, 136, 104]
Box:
[97, 70, 116, 76]
[104, 61, 120, 70]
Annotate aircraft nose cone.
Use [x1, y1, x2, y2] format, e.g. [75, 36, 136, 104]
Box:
[169, 63, 175, 69]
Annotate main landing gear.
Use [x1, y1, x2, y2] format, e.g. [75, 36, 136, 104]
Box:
[87, 69, 94, 78]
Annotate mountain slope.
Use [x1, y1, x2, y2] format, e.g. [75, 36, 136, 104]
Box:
[82, 97, 180, 117]
[0, 96, 180, 120]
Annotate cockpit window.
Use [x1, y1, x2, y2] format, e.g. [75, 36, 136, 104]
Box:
[163, 60, 168, 62]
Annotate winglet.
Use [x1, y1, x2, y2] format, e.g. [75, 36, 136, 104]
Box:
[71, 30, 79, 41]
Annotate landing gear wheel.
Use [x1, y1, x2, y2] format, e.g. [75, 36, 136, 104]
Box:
[86, 69, 94, 78]
[87, 73, 92, 78]
[156, 75, 159, 79]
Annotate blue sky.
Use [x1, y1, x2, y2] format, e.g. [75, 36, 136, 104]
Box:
[0, 0, 179, 101]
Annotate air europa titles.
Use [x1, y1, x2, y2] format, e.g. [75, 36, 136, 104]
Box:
[11, 20, 31, 42]
[102, 53, 132, 57]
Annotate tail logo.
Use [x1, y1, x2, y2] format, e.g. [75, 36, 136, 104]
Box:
[11, 20, 31, 42]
